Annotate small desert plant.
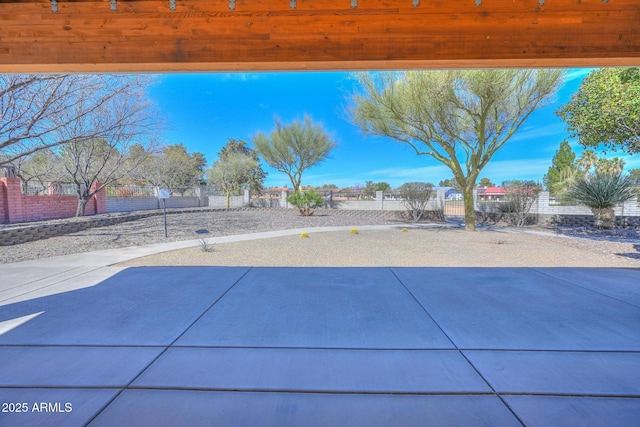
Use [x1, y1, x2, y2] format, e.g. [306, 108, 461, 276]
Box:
[401, 228, 408, 232]
[350, 228, 359, 234]
[300, 231, 309, 238]
[398, 182, 435, 222]
[567, 173, 636, 229]
[287, 189, 324, 216]
[500, 181, 541, 227]
[197, 239, 215, 252]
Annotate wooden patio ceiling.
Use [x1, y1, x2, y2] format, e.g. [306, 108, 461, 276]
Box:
[0, 0, 638, 72]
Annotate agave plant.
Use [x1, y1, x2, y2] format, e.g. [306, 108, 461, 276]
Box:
[567, 173, 636, 228]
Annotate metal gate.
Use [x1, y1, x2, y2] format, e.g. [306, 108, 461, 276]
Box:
[444, 199, 465, 218]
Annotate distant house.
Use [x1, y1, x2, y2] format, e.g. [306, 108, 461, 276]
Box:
[477, 187, 505, 201]
[444, 188, 463, 200]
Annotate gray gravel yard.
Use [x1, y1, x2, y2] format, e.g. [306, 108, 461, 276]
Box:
[0, 209, 402, 264]
[1, 208, 639, 267]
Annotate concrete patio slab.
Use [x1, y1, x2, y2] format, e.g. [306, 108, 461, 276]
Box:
[0, 259, 639, 425]
[533, 267, 640, 309]
[133, 348, 490, 393]
[89, 390, 521, 427]
[176, 267, 454, 349]
[0, 266, 125, 306]
[393, 267, 640, 350]
[504, 396, 640, 427]
[0, 265, 87, 288]
[0, 388, 119, 427]
[0, 346, 162, 387]
[464, 350, 640, 396]
[0, 267, 248, 345]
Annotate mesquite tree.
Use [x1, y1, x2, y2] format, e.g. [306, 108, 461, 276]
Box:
[253, 116, 336, 192]
[351, 69, 563, 231]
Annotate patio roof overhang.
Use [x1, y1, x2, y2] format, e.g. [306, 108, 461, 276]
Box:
[0, 0, 638, 73]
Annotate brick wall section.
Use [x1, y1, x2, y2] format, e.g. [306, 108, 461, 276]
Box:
[0, 180, 7, 223]
[0, 178, 106, 224]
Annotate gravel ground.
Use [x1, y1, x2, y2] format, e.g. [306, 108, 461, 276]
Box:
[0, 209, 400, 264]
[1, 209, 639, 267]
[117, 227, 639, 268]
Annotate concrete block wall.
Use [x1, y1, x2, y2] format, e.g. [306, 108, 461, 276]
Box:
[208, 195, 246, 209]
[106, 196, 204, 213]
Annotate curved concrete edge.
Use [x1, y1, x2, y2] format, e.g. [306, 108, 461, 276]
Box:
[3, 223, 457, 269]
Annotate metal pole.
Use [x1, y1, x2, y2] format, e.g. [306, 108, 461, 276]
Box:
[163, 199, 168, 238]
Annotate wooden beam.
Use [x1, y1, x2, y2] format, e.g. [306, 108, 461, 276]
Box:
[0, 0, 638, 72]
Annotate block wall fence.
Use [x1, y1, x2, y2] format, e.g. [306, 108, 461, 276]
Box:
[0, 178, 105, 224]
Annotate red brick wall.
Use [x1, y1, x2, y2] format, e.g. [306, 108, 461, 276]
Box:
[0, 180, 7, 223]
[0, 178, 106, 224]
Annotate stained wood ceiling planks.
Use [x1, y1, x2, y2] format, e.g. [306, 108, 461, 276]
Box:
[0, 0, 638, 72]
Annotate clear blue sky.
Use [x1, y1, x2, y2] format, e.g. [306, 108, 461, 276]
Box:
[148, 70, 639, 189]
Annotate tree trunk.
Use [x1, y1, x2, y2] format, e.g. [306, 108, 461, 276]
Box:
[76, 197, 89, 217]
[463, 184, 476, 231]
[591, 207, 616, 229]
[226, 191, 230, 209]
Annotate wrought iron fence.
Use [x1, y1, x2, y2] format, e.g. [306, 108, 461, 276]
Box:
[22, 182, 76, 196]
[252, 189, 283, 200]
[105, 184, 157, 198]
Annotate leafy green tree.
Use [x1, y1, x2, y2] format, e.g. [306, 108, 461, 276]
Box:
[134, 143, 206, 195]
[253, 116, 337, 192]
[12, 149, 58, 194]
[217, 139, 266, 194]
[438, 178, 460, 190]
[351, 69, 563, 230]
[543, 140, 578, 195]
[362, 180, 391, 199]
[208, 151, 258, 209]
[595, 157, 625, 175]
[578, 149, 599, 172]
[629, 168, 640, 184]
[557, 68, 640, 154]
[316, 183, 338, 191]
[478, 177, 494, 187]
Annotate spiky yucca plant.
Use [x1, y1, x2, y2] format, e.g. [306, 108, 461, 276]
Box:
[567, 173, 635, 228]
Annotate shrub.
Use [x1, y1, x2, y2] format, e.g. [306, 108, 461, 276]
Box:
[300, 231, 309, 238]
[567, 173, 636, 228]
[398, 182, 435, 222]
[500, 181, 541, 227]
[287, 189, 324, 216]
[350, 228, 359, 234]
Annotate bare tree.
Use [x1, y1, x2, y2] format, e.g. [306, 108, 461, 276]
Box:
[500, 180, 541, 227]
[131, 143, 206, 195]
[0, 74, 158, 166]
[53, 137, 151, 216]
